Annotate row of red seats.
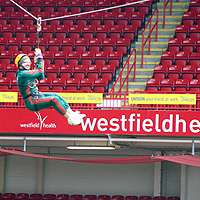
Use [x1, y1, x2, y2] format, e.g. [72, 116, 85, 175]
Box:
[0, 63, 116, 80]
[168, 37, 200, 53]
[0, 37, 131, 54]
[0, 193, 180, 200]
[175, 24, 200, 39]
[153, 64, 200, 80]
[161, 51, 200, 66]
[0, 77, 109, 93]
[0, 23, 139, 40]
[0, 11, 145, 27]
[0, 0, 152, 13]
[0, 50, 123, 66]
[146, 78, 200, 91]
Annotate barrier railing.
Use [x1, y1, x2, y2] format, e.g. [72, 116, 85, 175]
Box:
[110, 48, 137, 96]
[163, 0, 173, 28]
[1, 91, 200, 111]
[141, 8, 159, 68]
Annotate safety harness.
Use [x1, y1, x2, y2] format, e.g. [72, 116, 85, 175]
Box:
[16, 70, 44, 111]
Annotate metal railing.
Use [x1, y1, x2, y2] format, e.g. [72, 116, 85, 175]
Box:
[110, 48, 137, 96]
[141, 8, 159, 68]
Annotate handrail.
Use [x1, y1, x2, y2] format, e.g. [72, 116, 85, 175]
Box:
[141, 8, 159, 68]
[163, 0, 173, 28]
[110, 48, 137, 96]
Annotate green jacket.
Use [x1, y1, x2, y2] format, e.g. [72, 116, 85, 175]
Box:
[16, 59, 45, 99]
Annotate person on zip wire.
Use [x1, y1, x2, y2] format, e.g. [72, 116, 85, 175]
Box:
[15, 48, 86, 126]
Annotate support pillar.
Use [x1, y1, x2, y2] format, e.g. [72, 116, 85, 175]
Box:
[154, 151, 162, 196]
[37, 158, 44, 194]
[0, 156, 5, 193]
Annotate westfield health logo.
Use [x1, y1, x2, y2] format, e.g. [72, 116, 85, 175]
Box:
[20, 112, 57, 130]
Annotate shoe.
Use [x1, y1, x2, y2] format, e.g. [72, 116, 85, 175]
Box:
[75, 110, 86, 119]
[68, 111, 86, 126]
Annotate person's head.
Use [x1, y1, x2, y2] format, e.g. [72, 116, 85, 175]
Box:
[15, 54, 31, 70]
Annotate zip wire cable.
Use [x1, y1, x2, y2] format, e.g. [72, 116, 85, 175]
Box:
[10, 0, 152, 22]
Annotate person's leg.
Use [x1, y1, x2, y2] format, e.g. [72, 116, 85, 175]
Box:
[35, 93, 86, 125]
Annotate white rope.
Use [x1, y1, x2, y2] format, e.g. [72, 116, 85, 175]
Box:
[41, 0, 152, 22]
[10, 0, 38, 21]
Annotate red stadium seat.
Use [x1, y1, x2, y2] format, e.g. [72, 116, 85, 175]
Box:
[54, 51, 68, 65]
[168, 38, 182, 54]
[98, 195, 111, 200]
[9, 11, 23, 25]
[88, 38, 103, 52]
[166, 197, 180, 200]
[96, 25, 110, 39]
[52, 78, 66, 90]
[3, 194, 16, 200]
[7, 38, 21, 51]
[68, 25, 83, 39]
[38, 78, 52, 90]
[139, 196, 152, 200]
[174, 79, 189, 91]
[182, 11, 196, 26]
[90, 12, 104, 26]
[175, 25, 189, 39]
[125, 196, 138, 200]
[74, 64, 88, 78]
[109, 25, 123, 39]
[160, 79, 175, 91]
[67, 51, 81, 65]
[87, 64, 101, 79]
[130, 12, 144, 28]
[4, 64, 17, 78]
[29, 194, 43, 200]
[60, 64, 74, 78]
[16, 193, 29, 200]
[43, 195, 57, 200]
[57, 194, 70, 200]
[62, 13, 75, 26]
[189, 52, 200, 66]
[189, 79, 200, 91]
[153, 65, 168, 80]
[45, 64, 60, 79]
[82, 25, 96, 39]
[81, 51, 95, 65]
[116, 12, 130, 26]
[2, 24, 15, 38]
[94, 51, 108, 65]
[182, 38, 196, 54]
[167, 65, 182, 80]
[112, 196, 124, 200]
[0, 50, 14, 64]
[94, 78, 109, 92]
[66, 78, 80, 90]
[102, 38, 116, 53]
[152, 197, 166, 200]
[175, 51, 189, 66]
[70, 194, 83, 200]
[80, 78, 94, 91]
[116, 38, 131, 54]
[123, 25, 138, 41]
[103, 12, 117, 26]
[189, 25, 200, 39]
[0, 77, 11, 89]
[84, 195, 97, 200]
[182, 65, 196, 80]
[146, 78, 160, 91]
